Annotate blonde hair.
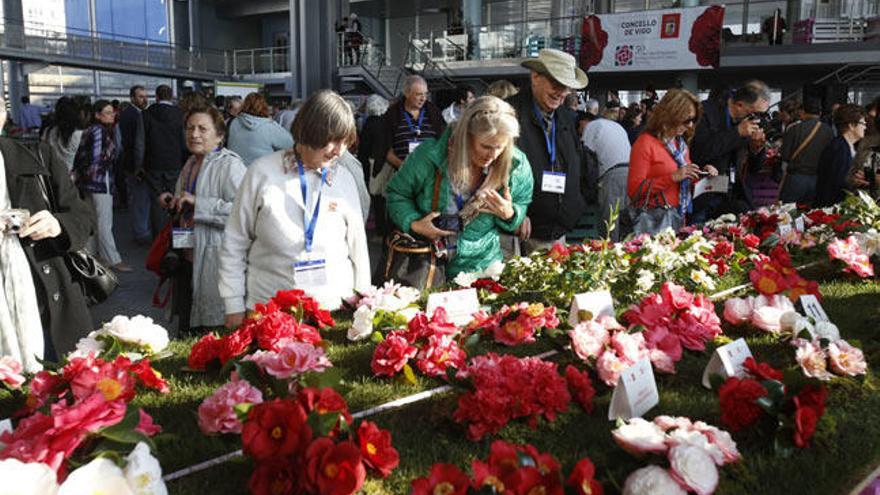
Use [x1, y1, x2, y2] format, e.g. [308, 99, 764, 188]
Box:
[645, 88, 702, 142]
[447, 96, 520, 194]
[486, 80, 519, 100]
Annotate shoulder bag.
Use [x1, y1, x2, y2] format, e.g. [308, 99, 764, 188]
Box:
[778, 121, 822, 194]
[628, 179, 683, 235]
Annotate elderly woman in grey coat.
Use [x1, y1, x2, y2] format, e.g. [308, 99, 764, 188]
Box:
[159, 106, 246, 332]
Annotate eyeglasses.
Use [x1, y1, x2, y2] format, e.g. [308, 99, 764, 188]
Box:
[857, 121, 868, 127]
[681, 117, 697, 125]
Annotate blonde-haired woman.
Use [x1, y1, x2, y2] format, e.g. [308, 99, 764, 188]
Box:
[486, 80, 519, 101]
[386, 95, 534, 278]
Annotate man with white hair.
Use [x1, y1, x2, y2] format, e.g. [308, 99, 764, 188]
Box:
[584, 98, 599, 116]
[383, 75, 445, 171]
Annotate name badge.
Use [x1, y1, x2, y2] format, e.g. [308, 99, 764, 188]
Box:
[293, 252, 328, 288]
[799, 294, 829, 321]
[408, 141, 422, 154]
[426, 288, 479, 327]
[172, 228, 195, 249]
[701, 338, 753, 389]
[568, 290, 615, 327]
[541, 171, 566, 194]
[608, 357, 659, 421]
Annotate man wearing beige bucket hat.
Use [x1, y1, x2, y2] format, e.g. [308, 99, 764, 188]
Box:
[507, 48, 592, 254]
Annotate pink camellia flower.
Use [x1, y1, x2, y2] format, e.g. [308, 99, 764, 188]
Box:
[827, 340, 868, 376]
[135, 409, 162, 437]
[0, 356, 25, 389]
[197, 378, 264, 434]
[243, 341, 332, 379]
[568, 320, 610, 361]
[415, 335, 466, 377]
[612, 418, 668, 455]
[722, 298, 752, 325]
[493, 313, 537, 346]
[668, 444, 719, 495]
[692, 421, 741, 465]
[793, 339, 832, 380]
[611, 331, 647, 364]
[662, 282, 695, 311]
[596, 350, 627, 387]
[750, 305, 786, 334]
[665, 428, 725, 466]
[828, 236, 875, 278]
[642, 326, 683, 373]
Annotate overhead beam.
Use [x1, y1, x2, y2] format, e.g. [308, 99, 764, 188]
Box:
[216, 0, 289, 17]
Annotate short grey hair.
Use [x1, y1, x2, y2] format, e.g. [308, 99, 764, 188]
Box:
[365, 94, 389, 117]
[584, 98, 599, 115]
[732, 80, 771, 104]
[403, 75, 427, 94]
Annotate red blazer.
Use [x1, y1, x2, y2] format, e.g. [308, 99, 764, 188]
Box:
[628, 133, 687, 207]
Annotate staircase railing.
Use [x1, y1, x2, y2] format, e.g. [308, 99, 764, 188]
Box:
[337, 31, 407, 97]
[405, 36, 488, 94]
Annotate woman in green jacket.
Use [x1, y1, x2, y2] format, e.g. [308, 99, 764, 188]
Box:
[386, 95, 533, 278]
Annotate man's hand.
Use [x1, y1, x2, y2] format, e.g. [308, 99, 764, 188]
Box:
[737, 117, 760, 138]
[703, 165, 719, 177]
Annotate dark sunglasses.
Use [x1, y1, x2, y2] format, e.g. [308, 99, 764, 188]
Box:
[681, 117, 697, 125]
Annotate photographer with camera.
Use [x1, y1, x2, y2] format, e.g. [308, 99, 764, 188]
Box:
[779, 97, 834, 205]
[815, 104, 867, 207]
[691, 81, 771, 224]
[386, 96, 533, 280]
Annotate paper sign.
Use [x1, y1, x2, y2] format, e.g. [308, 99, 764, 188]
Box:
[541, 171, 567, 194]
[608, 357, 659, 421]
[693, 175, 729, 199]
[0, 418, 11, 438]
[799, 294, 829, 321]
[701, 338, 753, 389]
[778, 223, 792, 237]
[426, 288, 480, 327]
[794, 216, 805, 232]
[569, 290, 615, 327]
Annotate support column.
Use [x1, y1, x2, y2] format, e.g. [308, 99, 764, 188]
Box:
[188, 0, 201, 50]
[463, 0, 481, 60]
[289, 0, 338, 99]
[3, 0, 25, 121]
[678, 71, 698, 93]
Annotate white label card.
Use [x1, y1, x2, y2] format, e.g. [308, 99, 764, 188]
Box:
[408, 141, 422, 154]
[568, 290, 615, 326]
[778, 223, 793, 237]
[795, 216, 805, 232]
[608, 357, 659, 421]
[293, 254, 328, 289]
[172, 228, 195, 249]
[693, 175, 729, 199]
[541, 171, 567, 194]
[799, 294, 829, 321]
[701, 338, 753, 389]
[0, 418, 11, 437]
[426, 288, 480, 327]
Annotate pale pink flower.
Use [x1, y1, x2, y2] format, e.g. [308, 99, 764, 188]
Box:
[750, 305, 786, 334]
[596, 351, 627, 387]
[611, 331, 647, 364]
[568, 320, 610, 361]
[623, 466, 687, 495]
[0, 356, 25, 389]
[827, 340, 868, 376]
[692, 421, 741, 465]
[197, 378, 264, 434]
[668, 444, 719, 495]
[653, 415, 694, 432]
[794, 339, 832, 380]
[612, 417, 668, 455]
[828, 236, 875, 278]
[722, 298, 752, 325]
[666, 428, 725, 466]
[242, 341, 332, 379]
[648, 348, 676, 374]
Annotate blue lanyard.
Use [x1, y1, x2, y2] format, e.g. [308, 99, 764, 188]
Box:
[724, 106, 733, 129]
[297, 160, 328, 253]
[532, 103, 557, 167]
[403, 108, 425, 137]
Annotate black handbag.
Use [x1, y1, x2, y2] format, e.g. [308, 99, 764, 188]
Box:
[628, 179, 683, 236]
[34, 149, 118, 306]
[383, 170, 446, 290]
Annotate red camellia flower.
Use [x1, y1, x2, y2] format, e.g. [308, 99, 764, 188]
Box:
[248, 458, 299, 495]
[742, 234, 761, 249]
[795, 385, 828, 418]
[219, 327, 254, 364]
[471, 278, 507, 294]
[357, 421, 399, 477]
[272, 289, 335, 328]
[493, 313, 537, 346]
[743, 357, 783, 382]
[565, 365, 596, 414]
[416, 335, 467, 377]
[579, 15, 608, 69]
[411, 463, 470, 495]
[718, 377, 768, 432]
[242, 399, 312, 461]
[68, 355, 138, 403]
[568, 458, 604, 495]
[688, 5, 724, 67]
[793, 401, 819, 448]
[188, 333, 221, 370]
[305, 438, 366, 495]
[371, 332, 417, 377]
[129, 359, 170, 394]
[298, 387, 352, 436]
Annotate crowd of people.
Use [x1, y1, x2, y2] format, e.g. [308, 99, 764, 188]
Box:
[2, 47, 879, 372]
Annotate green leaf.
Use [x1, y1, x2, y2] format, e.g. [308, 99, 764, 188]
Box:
[302, 368, 343, 389]
[97, 405, 155, 449]
[709, 373, 727, 392]
[463, 332, 481, 348]
[234, 403, 255, 422]
[307, 411, 342, 437]
[234, 360, 265, 388]
[370, 331, 385, 344]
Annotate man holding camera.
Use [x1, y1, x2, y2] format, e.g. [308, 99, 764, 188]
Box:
[779, 97, 834, 205]
[691, 81, 771, 224]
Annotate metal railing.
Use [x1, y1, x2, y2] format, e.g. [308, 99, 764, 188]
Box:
[231, 46, 290, 75]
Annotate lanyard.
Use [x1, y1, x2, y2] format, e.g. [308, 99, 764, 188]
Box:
[297, 160, 328, 253]
[724, 106, 733, 129]
[185, 163, 200, 194]
[665, 136, 692, 215]
[532, 102, 557, 168]
[403, 108, 426, 137]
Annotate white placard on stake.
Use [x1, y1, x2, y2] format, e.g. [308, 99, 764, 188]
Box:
[795, 216, 805, 232]
[426, 288, 480, 327]
[778, 223, 793, 237]
[608, 357, 659, 421]
[569, 290, 615, 327]
[701, 338, 753, 389]
[799, 294, 829, 321]
[694, 175, 729, 199]
[0, 418, 11, 437]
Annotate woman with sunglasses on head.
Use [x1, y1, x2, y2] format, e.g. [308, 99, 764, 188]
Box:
[815, 104, 868, 207]
[628, 89, 717, 232]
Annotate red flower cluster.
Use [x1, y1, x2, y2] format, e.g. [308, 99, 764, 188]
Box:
[242, 389, 399, 495]
[452, 354, 572, 441]
[748, 245, 820, 301]
[412, 440, 603, 495]
[370, 307, 466, 378]
[718, 377, 767, 432]
[467, 302, 560, 346]
[806, 210, 859, 232]
[470, 278, 507, 294]
[188, 290, 331, 370]
[741, 209, 783, 241]
[704, 240, 735, 276]
[792, 385, 827, 448]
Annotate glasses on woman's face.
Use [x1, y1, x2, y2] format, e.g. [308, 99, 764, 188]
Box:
[681, 116, 697, 126]
[857, 121, 868, 127]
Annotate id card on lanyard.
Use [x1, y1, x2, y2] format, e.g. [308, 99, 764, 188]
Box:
[293, 160, 329, 289]
[404, 108, 426, 155]
[172, 164, 199, 249]
[533, 103, 566, 194]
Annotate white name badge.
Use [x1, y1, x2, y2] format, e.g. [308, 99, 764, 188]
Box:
[408, 141, 422, 154]
[608, 357, 659, 421]
[293, 253, 328, 288]
[795, 216, 806, 232]
[426, 288, 479, 327]
[799, 294, 829, 321]
[541, 171, 567, 194]
[693, 175, 729, 199]
[568, 290, 615, 327]
[701, 338, 753, 389]
[172, 227, 195, 249]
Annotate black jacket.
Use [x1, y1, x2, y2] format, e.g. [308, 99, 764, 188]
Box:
[118, 105, 144, 173]
[815, 136, 854, 207]
[143, 102, 187, 172]
[1, 138, 94, 357]
[507, 87, 588, 239]
[357, 114, 387, 179]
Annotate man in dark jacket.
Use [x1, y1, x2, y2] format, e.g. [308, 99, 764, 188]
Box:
[507, 49, 590, 253]
[691, 80, 770, 223]
[119, 85, 149, 243]
[142, 84, 187, 236]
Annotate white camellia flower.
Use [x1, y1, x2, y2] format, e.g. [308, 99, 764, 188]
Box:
[394, 286, 421, 308]
[453, 271, 479, 288]
[100, 315, 170, 354]
[779, 311, 814, 337]
[665, 428, 725, 466]
[0, 458, 59, 495]
[483, 260, 505, 280]
[668, 444, 719, 495]
[59, 457, 134, 495]
[622, 465, 687, 495]
[69, 333, 106, 359]
[124, 442, 168, 495]
[635, 270, 655, 292]
[611, 418, 668, 455]
[347, 306, 375, 341]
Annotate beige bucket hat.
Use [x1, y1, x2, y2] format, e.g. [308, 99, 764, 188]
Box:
[521, 48, 589, 89]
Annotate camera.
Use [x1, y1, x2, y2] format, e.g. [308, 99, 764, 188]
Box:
[432, 214, 461, 233]
[746, 112, 781, 141]
[0, 209, 29, 235]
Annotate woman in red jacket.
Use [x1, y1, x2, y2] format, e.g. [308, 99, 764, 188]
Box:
[628, 89, 717, 223]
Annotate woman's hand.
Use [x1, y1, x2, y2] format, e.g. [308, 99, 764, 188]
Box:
[225, 312, 245, 330]
[19, 210, 61, 241]
[177, 191, 195, 212]
[158, 192, 174, 210]
[672, 164, 701, 182]
[410, 212, 455, 240]
[703, 165, 719, 177]
[478, 186, 514, 220]
[516, 216, 532, 241]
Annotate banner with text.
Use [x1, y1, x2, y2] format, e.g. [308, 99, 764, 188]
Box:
[579, 5, 725, 72]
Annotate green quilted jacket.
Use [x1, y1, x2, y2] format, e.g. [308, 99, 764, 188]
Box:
[386, 128, 534, 278]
